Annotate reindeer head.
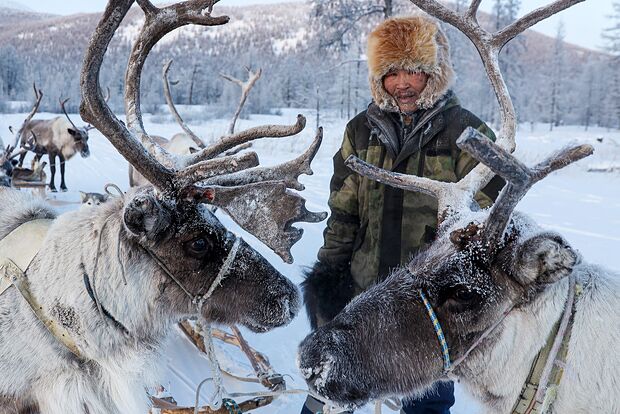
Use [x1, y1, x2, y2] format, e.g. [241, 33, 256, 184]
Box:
[298, 0, 590, 407]
[113, 186, 300, 331]
[79, 0, 326, 332]
[298, 210, 582, 406]
[60, 98, 92, 158]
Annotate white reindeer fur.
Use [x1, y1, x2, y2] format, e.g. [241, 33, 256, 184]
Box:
[452, 215, 620, 414]
[0, 189, 188, 413]
[24, 117, 86, 160]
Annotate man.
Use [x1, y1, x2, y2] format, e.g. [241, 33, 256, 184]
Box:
[300, 14, 504, 414]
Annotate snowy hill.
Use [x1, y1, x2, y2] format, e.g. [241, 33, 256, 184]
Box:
[0, 1, 611, 127]
[0, 5, 56, 32]
[2, 107, 618, 413]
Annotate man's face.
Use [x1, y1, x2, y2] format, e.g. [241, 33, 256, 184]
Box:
[382, 70, 429, 113]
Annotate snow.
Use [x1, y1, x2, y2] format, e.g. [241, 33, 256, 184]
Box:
[1, 110, 619, 414]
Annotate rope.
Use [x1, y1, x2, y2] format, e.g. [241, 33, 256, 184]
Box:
[90, 214, 116, 330]
[222, 398, 241, 414]
[198, 237, 241, 307]
[201, 322, 225, 412]
[419, 290, 451, 372]
[105, 183, 128, 286]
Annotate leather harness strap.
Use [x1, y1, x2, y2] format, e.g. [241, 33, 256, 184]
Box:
[0, 219, 83, 359]
[510, 283, 581, 414]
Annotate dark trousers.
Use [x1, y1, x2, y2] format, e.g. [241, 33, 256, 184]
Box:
[300, 381, 454, 414]
[401, 381, 454, 414]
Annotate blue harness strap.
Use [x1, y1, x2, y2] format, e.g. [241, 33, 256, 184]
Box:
[419, 290, 452, 372]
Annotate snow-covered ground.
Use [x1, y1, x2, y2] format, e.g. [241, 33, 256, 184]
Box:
[2, 109, 619, 414]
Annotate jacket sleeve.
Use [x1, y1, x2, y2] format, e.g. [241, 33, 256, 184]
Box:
[317, 124, 361, 265]
[455, 121, 505, 208]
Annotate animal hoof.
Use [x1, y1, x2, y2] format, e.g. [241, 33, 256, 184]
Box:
[61, 188, 68, 192]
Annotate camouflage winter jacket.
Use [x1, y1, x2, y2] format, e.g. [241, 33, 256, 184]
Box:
[318, 92, 502, 292]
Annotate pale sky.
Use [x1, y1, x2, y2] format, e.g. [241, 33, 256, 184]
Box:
[4, 0, 614, 51]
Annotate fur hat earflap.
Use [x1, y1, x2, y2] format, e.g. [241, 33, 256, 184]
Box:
[301, 261, 356, 330]
[367, 14, 455, 112]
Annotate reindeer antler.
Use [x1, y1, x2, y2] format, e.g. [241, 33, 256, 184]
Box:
[346, 0, 587, 226]
[80, 0, 326, 262]
[11, 83, 43, 150]
[59, 97, 82, 132]
[162, 59, 206, 149]
[457, 129, 592, 249]
[220, 66, 262, 135]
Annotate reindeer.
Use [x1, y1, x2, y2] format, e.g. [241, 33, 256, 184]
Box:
[298, 1, 619, 413]
[0, 1, 326, 413]
[129, 60, 261, 187]
[0, 86, 44, 188]
[18, 97, 93, 192]
[0, 139, 16, 187]
[0, 141, 34, 188]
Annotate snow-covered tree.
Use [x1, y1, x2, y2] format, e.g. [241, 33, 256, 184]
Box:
[603, 1, 620, 129]
[548, 21, 566, 130]
[0, 45, 25, 99]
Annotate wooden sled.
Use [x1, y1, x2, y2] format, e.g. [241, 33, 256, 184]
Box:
[11, 162, 47, 198]
[150, 321, 286, 414]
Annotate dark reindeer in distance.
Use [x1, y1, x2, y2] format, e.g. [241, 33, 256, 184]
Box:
[0, 138, 17, 187]
[298, 1, 619, 413]
[0, 1, 326, 413]
[18, 97, 92, 192]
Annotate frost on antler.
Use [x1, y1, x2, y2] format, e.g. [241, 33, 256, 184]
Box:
[457, 128, 593, 247]
[80, 0, 325, 262]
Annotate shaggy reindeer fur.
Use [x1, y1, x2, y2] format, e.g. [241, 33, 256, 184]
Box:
[367, 15, 454, 112]
[299, 212, 619, 413]
[0, 188, 300, 414]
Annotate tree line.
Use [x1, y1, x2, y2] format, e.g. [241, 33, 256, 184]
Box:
[0, 0, 618, 130]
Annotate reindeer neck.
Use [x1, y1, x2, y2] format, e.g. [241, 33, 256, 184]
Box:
[457, 277, 570, 413]
[27, 203, 176, 360]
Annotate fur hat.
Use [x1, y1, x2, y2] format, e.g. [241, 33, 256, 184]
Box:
[367, 15, 455, 112]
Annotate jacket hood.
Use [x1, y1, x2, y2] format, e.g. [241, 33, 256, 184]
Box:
[367, 14, 455, 112]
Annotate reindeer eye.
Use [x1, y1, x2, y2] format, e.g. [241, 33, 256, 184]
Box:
[453, 287, 476, 302]
[186, 237, 212, 258]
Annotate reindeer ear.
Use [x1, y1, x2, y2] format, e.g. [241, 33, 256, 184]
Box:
[67, 128, 78, 138]
[79, 191, 87, 202]
[123, 192, 173, 242]
[513, 233, 579, 286]
[189, 147, 198, 154]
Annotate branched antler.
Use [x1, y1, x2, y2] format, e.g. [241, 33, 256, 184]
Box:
[189, 114, 307, 164]
[163, 60, 263, 155]
[220, 67, 262, 134]
[11, 83, 43, 149]
[457, 129, 593, 247]
[162, 59, 206, 149]
[80, 0, 325, 262]
[204, 126, 322, 191]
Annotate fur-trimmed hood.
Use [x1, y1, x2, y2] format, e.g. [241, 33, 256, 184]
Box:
[367, 15, 455, 112]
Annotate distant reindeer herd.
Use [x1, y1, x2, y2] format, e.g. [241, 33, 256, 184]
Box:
[0, 1, 617, 414]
